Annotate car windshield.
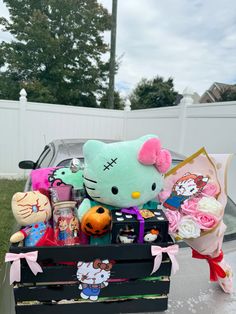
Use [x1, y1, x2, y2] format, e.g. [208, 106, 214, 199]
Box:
[56, 157, 84, 168]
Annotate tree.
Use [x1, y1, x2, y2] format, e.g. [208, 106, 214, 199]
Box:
[0, 0, 111, 106]
[218, 87, 236, 102]
[99, 90, 125, 110]
[129, 76, 178, 109]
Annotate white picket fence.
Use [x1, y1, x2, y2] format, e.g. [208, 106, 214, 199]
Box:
[1, 88, 236, 201]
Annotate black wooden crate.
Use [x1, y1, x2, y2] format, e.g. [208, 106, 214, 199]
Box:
[9, 240, 173, 314]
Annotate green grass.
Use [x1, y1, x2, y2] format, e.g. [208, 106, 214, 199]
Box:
[0, 179, 25, 268]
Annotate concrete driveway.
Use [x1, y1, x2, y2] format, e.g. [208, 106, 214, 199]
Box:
[166, 241, 236, 314]
[0, 262, 15, 314]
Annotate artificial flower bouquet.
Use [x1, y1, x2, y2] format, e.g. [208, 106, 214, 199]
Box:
[160, 148, 233, 293]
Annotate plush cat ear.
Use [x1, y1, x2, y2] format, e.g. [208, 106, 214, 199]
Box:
[83, 140, 106, 163]
[12, 192, 26, 202]
[77, 261, 83, 267]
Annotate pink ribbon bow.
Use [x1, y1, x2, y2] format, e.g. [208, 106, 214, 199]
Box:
[5, 251, 43, 284]
[138, 138, 172, 174]
[151, 244, 179, 275]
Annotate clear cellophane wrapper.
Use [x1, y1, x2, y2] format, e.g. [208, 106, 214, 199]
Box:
[160, 148, 233, 293]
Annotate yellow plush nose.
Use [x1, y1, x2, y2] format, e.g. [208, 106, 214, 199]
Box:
[132, 191, 141, 199]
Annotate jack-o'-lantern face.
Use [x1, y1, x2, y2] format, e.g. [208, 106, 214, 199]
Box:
[81, 206, 111, 237]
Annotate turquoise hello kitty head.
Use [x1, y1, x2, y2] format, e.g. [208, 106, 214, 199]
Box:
[82, 135, 171, 208]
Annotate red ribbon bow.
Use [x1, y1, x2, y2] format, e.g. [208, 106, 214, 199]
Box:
[192, 249, 226, 281]
[93, 259, 113, 271]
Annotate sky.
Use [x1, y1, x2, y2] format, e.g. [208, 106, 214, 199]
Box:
[1, 0, 236, 96]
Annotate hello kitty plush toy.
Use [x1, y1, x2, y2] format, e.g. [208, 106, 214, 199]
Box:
[77, 135, 171, 216]
[10, 191, 52, 247]
[76, 259, 113, 300]
[76, 135, 171, 244]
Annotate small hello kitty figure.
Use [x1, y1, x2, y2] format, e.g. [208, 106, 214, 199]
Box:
[76, 259, 113, 301]
[143, 229, 159, 243]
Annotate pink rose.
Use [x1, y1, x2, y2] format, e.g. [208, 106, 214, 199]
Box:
[195, 211, 218, 230]
[181, 198, 199, 215]
[201, 183, 218, 197]
[165, 209, 181, 234]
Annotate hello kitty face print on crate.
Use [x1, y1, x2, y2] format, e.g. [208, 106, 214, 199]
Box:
[76, 259, 113, 300]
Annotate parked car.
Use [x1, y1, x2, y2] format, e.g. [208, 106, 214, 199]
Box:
[19, 138, 185, 190]
[19, 138, 236, 239]
[19, 139, 86, 191]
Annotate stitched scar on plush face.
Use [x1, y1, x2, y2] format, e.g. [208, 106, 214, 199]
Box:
[82, 135, 171, 208]
[11, 191, 52, 226]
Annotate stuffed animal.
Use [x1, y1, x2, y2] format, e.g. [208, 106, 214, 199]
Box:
[31, 163, 84, 191]
[81, 206, 111, 237]
[77, 135, 171, 220]
[10, 191, 52, 246]
[143, 229, 160, 243]
[48, 166, 84, 189]
[118, 226, 137, 244]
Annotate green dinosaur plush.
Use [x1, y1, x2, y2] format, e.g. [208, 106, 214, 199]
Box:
[49, 166, 84, 189]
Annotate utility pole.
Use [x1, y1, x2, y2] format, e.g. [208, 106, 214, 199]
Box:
[108, 0, 118, 109]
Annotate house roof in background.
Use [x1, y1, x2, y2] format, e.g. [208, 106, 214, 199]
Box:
[199, 82, 236, 103]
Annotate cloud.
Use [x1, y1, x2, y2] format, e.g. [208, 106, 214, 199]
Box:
[1, 0, 236, 96]
[100, 0, 236, 95]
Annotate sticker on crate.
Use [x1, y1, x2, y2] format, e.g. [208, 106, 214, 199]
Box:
[76, 259, 113, 301]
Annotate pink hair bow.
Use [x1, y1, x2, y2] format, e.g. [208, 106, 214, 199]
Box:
[138, 138, 172, 173]
[151, 244, 179, 275]
[5, 251, 43, 284]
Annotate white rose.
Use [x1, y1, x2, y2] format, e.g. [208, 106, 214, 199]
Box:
[197, 196, 223, 217]
[178, 216, 201, 239]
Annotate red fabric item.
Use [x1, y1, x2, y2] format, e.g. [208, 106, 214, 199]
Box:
[35, 227, 57, 247]
[192, 249, 226, 281]
[38, 188, 50, 200]
[20, 229, 29, 238]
